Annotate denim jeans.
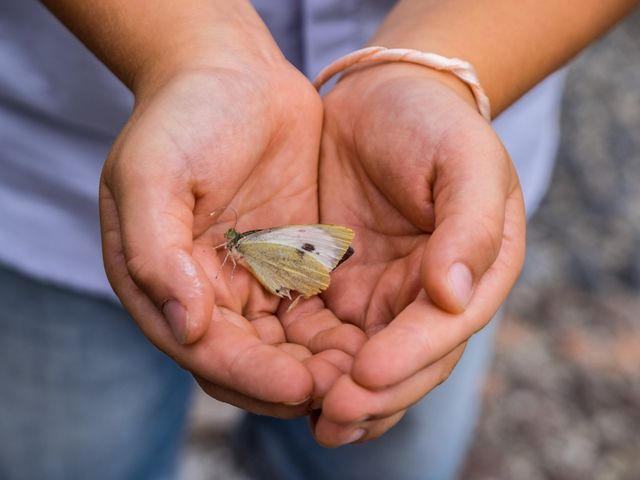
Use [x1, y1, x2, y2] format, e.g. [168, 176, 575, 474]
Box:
[0, 264, 193, 480]
[0, 263, 497, 480]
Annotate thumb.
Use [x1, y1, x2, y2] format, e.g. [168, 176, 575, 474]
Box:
[101, 168, 214, 346]
[422, 138, 522, 313]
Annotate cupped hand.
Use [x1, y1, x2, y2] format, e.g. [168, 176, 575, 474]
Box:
[100, 59, 364, 417]
[313, 63, 526, 445]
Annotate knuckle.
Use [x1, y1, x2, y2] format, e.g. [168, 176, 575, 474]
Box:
[467, 214, 503, 264]
[396, 322, 432, 358]
[125, 253, 156, 287]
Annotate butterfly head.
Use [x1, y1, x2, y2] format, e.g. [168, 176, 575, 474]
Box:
[224, 228, 241, 242]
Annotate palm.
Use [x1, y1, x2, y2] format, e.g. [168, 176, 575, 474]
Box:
[320, 72, 489, 331]
[320, 165, 429, 334]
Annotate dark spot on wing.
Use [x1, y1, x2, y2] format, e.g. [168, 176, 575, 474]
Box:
[301, 243, 315, 252]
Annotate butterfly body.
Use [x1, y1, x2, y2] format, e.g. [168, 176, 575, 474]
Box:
[224, 225, 355, 299]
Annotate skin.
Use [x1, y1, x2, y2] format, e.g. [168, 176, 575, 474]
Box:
[309, 0, 639, 447]
[313, 63, 524, 445]
[42, 0, 639, 448]
[45, 0, 365, 417]
[100, 64, 330, 415]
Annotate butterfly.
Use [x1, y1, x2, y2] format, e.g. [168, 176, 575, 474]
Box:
[219, 224, 355, 302]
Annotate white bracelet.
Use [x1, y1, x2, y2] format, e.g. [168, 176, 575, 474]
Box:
[313, 46, 491, 121]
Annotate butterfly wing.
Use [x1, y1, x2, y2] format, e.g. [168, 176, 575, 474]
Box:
[240, 225, 354, 271]
[235, 225, 355, 298]
[237, 242, 331, 298]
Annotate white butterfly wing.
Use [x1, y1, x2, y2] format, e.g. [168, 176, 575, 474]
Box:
[239, 225, 354, 270]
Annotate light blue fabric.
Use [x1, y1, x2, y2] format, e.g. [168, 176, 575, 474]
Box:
[0, 263, 193, 480]
[0, 1, 131, 298]
[0, 1, 566, 479]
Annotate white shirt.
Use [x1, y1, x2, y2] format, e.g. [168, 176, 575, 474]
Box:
[0, 0, 565, 300]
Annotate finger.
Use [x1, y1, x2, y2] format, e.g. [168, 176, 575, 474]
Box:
[277, 342, 314, 362]
[311, 349, 354, 374]
[313, 404, 406, 447]
[279, 299, 340, 345]
[246, 313, 287, 345]
[279, 298, 367, 355]
[423, 126, 521, 313]
[196, 377, 311, 419]
[181, 309, 315, 404]
[322, 345, 464, 424]
[350, 296, 483, 390]
[349, 411, 405, 444]
[100, 167, 213, 345]
[352, 193, 524, 389]
[307, 324, 367, 356]
[101, 229, 314, 403]
[304, 349, 353, 409]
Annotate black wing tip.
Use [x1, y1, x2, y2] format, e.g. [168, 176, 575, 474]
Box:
[335, 246, 355, 268]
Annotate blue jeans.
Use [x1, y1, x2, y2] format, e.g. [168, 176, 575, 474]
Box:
[0, 264, 193, 480]
[0, 263, 497, 480]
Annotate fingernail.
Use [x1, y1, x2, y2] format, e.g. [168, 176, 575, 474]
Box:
[448, 263, 473, 308]
[162, 300, 188, 344]
[343, 428, 366, 445]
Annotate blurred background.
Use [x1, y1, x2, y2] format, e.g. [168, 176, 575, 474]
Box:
[179, 11, 640, 480]
[462, 10, 640, 480]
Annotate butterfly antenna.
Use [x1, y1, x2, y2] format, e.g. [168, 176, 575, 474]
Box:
[209, 205, 239, 249]
[229, 207, 238, 230]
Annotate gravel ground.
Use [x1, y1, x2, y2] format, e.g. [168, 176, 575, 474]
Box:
[180, 11, 640, 480]
[462, 11, 640, 480]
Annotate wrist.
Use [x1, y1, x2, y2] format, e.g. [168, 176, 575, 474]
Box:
[335, 61, 479, 113]
[132, 8, 284, 101]
[43, 0, 285, 101]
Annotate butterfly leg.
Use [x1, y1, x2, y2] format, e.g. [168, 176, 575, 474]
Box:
[230, 256, 238, 282]
[213, 240, 228, 250]
[215, 250, 231, 280]
[286, 294, 303, 312]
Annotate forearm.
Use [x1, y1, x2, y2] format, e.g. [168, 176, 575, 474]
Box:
[41, 0, 281, 95]
[371, 0, 638, 116]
